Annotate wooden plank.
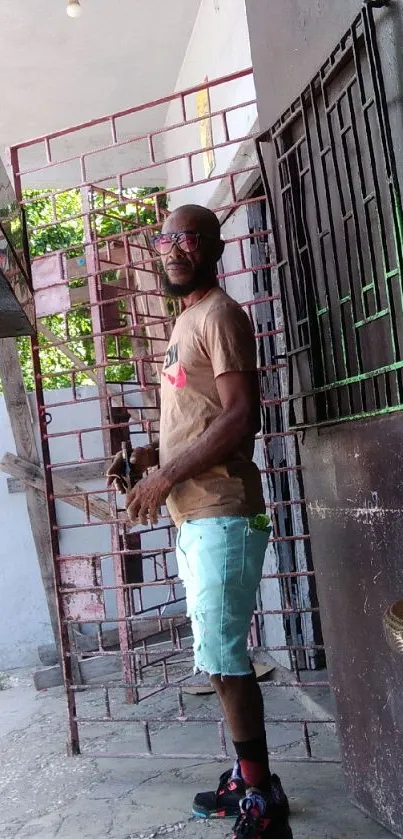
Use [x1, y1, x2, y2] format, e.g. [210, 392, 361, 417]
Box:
[53, 460, 107, 484]
[33, 653, 121, 691]
[34, 617, 191, 689]
[37, 618, 191, 666]
[33, 665, 64, 690]
[6, 477, 25, 493]
[70, 278, 130, 306]
[38, 323, 98, 385]
[38, 644, 62, 667]
[0, 451, 112, 522]
[0, 256, 36, 338]
[0, 337, 61, 655]
[38, 628, 121, 665]
[7, 460, 107, 494]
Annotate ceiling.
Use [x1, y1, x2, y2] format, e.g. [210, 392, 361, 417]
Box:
[1, 0, 202, 188]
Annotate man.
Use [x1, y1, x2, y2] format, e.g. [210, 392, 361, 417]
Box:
[107, 204, 292, 839]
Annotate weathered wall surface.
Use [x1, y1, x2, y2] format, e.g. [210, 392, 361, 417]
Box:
[247, 2, 403, 834]
[302, 417, 403, 837]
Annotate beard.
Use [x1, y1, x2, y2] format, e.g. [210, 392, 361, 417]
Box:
[162, 265, 214, 298]
[162, 273, 202, 298]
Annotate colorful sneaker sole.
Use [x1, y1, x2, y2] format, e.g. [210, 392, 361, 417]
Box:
[192, 804, 240, 819]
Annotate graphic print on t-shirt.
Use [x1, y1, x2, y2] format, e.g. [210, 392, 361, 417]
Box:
[162, 342, 187, 389]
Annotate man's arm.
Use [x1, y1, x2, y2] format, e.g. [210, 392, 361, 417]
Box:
[165, 370, 260, 485]
[125, 369, 260, 524]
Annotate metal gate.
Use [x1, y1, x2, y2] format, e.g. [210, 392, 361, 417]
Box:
[9, 68, 335, 762]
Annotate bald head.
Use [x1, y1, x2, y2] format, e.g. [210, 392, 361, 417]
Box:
[159, 204, 224, 300]
[162, 204, 221, 240]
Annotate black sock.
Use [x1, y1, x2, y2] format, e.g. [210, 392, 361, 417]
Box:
[233, 735, 271, 793]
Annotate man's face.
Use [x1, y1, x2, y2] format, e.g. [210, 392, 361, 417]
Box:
[156, 208, 222, 298]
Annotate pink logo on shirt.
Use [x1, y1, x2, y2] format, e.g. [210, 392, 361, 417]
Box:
[163, 342, 187, 389]
[162, 363, 187, 389]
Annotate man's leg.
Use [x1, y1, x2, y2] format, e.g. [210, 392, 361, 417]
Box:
[211, 671, 293, 838]
[178, 517, 292, 834]
[211, 672, 270, 793]
[178, 515, 270, 793]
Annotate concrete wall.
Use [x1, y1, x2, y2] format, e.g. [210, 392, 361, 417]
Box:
[164, 0, 258, 213]
[247, 0, 363, 127]
[246, 0, 403, 149]
[0, 384, 183, 670]
[246, 2, 403, 832]
[0, 396, 54, 670]
[0, 385, 115, 669]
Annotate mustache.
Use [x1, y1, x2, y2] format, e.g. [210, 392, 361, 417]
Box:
[166, 258, 191, 267]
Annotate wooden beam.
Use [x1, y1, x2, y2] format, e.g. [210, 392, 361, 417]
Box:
[7, 477, 26, 494]
[69, 277, 127, 306]
[52, 460, 107, 484]
[33, 653, 122, 691]
[0, 452, 112, 522]
[38, 627, 121, 665]
[0, 338, 61, 654]
[6, 459, 107, 493]
[34, 617, 190, 689]
[38, 322, 98, 385]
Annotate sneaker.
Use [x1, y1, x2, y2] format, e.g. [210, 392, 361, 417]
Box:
[231, 789, 293, 839]
[192, 761, 245, 818]
[192, 765, 289, 822]
[270, 775, 290, 819]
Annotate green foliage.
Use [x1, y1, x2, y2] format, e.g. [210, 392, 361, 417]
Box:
[14, 187, 165, 391]
[23, 189, 84, 258]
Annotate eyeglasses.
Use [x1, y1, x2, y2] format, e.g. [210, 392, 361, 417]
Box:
[152, 230, 215, 255]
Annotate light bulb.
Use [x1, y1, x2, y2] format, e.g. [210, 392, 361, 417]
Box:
[66, 0, 82, 18]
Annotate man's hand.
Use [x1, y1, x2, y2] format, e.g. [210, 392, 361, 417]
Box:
[106, 445, 158, 494]
[125, 469, 173, 525]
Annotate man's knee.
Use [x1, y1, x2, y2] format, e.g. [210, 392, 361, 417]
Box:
[210, 673, 254, 697]
[209, 673, 222, 694]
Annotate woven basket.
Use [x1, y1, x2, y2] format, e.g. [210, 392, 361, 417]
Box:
[383, 600, 403, 655]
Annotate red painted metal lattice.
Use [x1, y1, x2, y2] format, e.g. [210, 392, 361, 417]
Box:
[9, 68, 336, 762]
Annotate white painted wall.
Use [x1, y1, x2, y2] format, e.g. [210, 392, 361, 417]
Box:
[164, 0, 258, 213]
[220, 205, 253, 302]
[220, 207, 289, 666]
[1, 0, 201, 189]
[0, 384, 184, 670]
[0, 396, 53, 670]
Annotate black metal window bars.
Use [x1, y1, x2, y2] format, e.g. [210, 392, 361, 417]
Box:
[257, 2, 403, 428]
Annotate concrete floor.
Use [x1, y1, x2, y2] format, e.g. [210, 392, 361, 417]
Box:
[0, 668, 392, 839]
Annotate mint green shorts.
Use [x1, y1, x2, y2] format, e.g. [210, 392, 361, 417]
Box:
[176, 517, 269, 676]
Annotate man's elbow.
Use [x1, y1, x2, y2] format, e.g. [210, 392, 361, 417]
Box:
[243, 398, 261, 436]
[229, 404, 260, 439]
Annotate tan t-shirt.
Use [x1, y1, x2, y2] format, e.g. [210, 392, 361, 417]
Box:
[159, 287, 265, 527]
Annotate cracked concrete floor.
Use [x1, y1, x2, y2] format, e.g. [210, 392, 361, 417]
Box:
[0, 669, 391, 839]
